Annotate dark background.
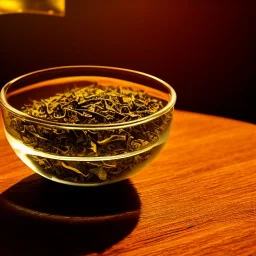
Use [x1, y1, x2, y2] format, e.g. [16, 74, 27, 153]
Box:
[0, 1, 254, 123]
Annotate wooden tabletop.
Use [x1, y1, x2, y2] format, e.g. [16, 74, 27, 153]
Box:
[0, 110, 256, 256]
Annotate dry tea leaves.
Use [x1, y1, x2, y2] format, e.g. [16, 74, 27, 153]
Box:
[21, 84, 165, 124]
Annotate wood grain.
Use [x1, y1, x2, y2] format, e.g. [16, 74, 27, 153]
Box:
[0, 110, 256, 256]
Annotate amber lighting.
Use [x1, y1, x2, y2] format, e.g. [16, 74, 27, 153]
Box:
[0, 0, 65, 16]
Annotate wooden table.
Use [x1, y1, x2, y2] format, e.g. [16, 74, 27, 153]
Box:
[0, 110, 255, 256]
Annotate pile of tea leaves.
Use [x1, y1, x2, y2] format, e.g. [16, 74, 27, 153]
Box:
[21, 84, 166, 124]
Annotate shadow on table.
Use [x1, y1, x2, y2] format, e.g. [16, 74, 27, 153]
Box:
[0, 174, 141, 256]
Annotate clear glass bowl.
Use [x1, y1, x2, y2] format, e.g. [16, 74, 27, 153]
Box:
[0, 66, 176, 186]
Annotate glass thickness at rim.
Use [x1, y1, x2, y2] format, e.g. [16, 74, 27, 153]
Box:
[0, 66, 177, 130]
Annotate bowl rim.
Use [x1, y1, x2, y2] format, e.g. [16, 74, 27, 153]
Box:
[0, 65, 177, 130]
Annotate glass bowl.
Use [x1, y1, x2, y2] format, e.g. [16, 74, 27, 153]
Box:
[0, 66, 176, 186]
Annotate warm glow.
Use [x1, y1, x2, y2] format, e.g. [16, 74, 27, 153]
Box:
[52, 0, 65, 13]
[0, 0, 65, 16]
[0, 0, 23, 13]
